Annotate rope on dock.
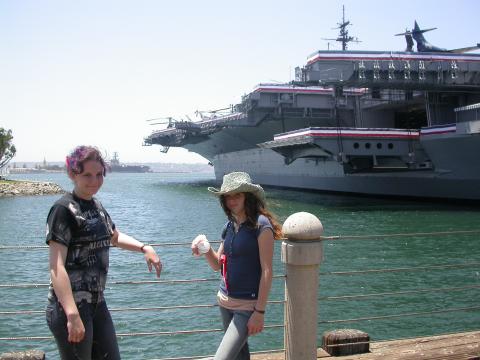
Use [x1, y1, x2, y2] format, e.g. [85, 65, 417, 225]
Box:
[1, 229, 479, 250]
[319, 305, 480, 324]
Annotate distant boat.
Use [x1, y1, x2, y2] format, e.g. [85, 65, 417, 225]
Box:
[108, 152, 151, 173]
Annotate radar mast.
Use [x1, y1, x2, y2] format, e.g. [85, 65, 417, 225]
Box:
[322, 5, 360, 51]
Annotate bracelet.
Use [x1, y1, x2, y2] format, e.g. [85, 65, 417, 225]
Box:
[254, 307, 265, 314]
[140, 244, 148, 253]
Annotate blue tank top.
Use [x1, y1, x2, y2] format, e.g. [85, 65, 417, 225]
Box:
[219, 215, 273, 299]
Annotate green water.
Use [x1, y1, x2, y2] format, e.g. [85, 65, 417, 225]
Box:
[0, 172, 479, 359]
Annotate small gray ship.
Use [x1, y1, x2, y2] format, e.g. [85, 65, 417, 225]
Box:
[144, 10, 480, 201]
[108, 152, 151, 173]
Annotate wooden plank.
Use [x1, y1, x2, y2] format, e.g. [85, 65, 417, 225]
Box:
[250, 331, 479, 360]
[340, 331, 480, 360]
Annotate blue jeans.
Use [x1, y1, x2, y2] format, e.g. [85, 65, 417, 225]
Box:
[46, 299, 120, 360]
[214, 307, 253, 360]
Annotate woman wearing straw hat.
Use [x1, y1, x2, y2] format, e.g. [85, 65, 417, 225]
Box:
[192, 172, 282, 360]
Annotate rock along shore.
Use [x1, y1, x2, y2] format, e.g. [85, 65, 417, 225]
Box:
[0, 180, 64, 197]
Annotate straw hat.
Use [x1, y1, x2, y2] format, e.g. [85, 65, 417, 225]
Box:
[208, 172, 265, 202]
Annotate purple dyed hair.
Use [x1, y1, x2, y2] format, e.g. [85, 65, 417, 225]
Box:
[65, 146, 107, 176]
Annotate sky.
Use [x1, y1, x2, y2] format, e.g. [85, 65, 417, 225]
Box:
[1, 0, 479, 164]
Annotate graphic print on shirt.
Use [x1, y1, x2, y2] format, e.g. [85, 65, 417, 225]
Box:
[47, 193, 115, 303]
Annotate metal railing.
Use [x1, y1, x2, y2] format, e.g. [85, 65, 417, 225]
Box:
[0, 228, 479, 359]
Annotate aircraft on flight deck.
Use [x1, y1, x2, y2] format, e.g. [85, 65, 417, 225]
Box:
[395, 21, 479, 53]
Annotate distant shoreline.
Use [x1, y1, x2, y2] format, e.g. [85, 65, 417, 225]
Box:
[6, 162, 214, 175]
[7, 168, 64, 174]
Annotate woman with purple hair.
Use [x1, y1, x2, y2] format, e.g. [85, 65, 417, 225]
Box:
[45, 145, 162, 359]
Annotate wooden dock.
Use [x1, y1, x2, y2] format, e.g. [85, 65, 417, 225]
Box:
[251, 331, 479, 360]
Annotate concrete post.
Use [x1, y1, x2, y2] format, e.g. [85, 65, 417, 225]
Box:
[281, 212, 324, 360]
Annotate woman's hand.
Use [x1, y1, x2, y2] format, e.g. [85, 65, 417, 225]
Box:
[247, 311, 265, 336]
[143, 245, 162, 278]
[67, 312, 85, 343]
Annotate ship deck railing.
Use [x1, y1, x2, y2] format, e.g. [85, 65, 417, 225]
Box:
[1, 214, 479, 359]
[146, 112, 248, 140]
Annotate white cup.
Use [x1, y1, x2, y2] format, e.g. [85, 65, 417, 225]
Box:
[193, 234, 210, 255]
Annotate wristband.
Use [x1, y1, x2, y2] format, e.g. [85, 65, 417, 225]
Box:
[140, 244, 148, 253]
[254, 307, 265, 314]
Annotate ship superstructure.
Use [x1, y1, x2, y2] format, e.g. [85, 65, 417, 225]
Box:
[144, 13, 480, 200]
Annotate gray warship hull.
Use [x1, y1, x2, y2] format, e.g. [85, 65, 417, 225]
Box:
[145, 49, 480, 201]
[180, 121, 480, 200]
[211, 147, 480, 200]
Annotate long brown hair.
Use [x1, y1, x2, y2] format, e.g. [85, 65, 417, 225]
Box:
[220, 192, 282, 239]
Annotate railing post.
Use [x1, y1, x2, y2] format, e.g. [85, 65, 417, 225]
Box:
[281, 212, 324, 360]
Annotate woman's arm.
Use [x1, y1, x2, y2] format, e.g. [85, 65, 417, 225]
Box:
[111, 229, 162, 277]
[204, 242, 223, 271]
[191, 236, 223, 271]
[247, 228, 274, 335]
[49, 241, 85, 343]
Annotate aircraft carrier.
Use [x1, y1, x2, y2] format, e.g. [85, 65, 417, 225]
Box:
[144, 11, 480, 200]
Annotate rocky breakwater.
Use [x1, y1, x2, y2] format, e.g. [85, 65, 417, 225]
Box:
[0, 180, 64, 197]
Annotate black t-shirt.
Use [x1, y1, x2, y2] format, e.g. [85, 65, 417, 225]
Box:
[46, 192, 115, 303]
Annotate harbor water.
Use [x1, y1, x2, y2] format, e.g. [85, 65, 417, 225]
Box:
[0, 171, 479, 359]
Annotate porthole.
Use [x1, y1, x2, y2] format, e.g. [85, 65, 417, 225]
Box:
[365, 143, 371, 149]
[353, 143, 359, 149]
[388, 143, 394, 149]
[377, 143, 382, 149]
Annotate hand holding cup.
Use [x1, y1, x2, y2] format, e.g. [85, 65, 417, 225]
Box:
[191, 234, 211, 256]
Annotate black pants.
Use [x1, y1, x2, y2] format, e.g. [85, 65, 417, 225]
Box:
[46, 299, 121, 360]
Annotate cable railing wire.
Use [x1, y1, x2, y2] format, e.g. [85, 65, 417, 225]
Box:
[320, 262, 480, 276]
[1, 228, 479, 250]
[321, 229, 480, 241]
[3, 282, 479, 316]
[2, 304, 478, 342]
[319, 284, 480, 301]
[0, 275, 286, 289]
[0, 324, 285, 342]
[318, 305, 480, 325]
[2, 281, 479, 317]
[0, 241, 223, 250]
[0, 300, 286, 316]
[1, 262, 478, 289]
